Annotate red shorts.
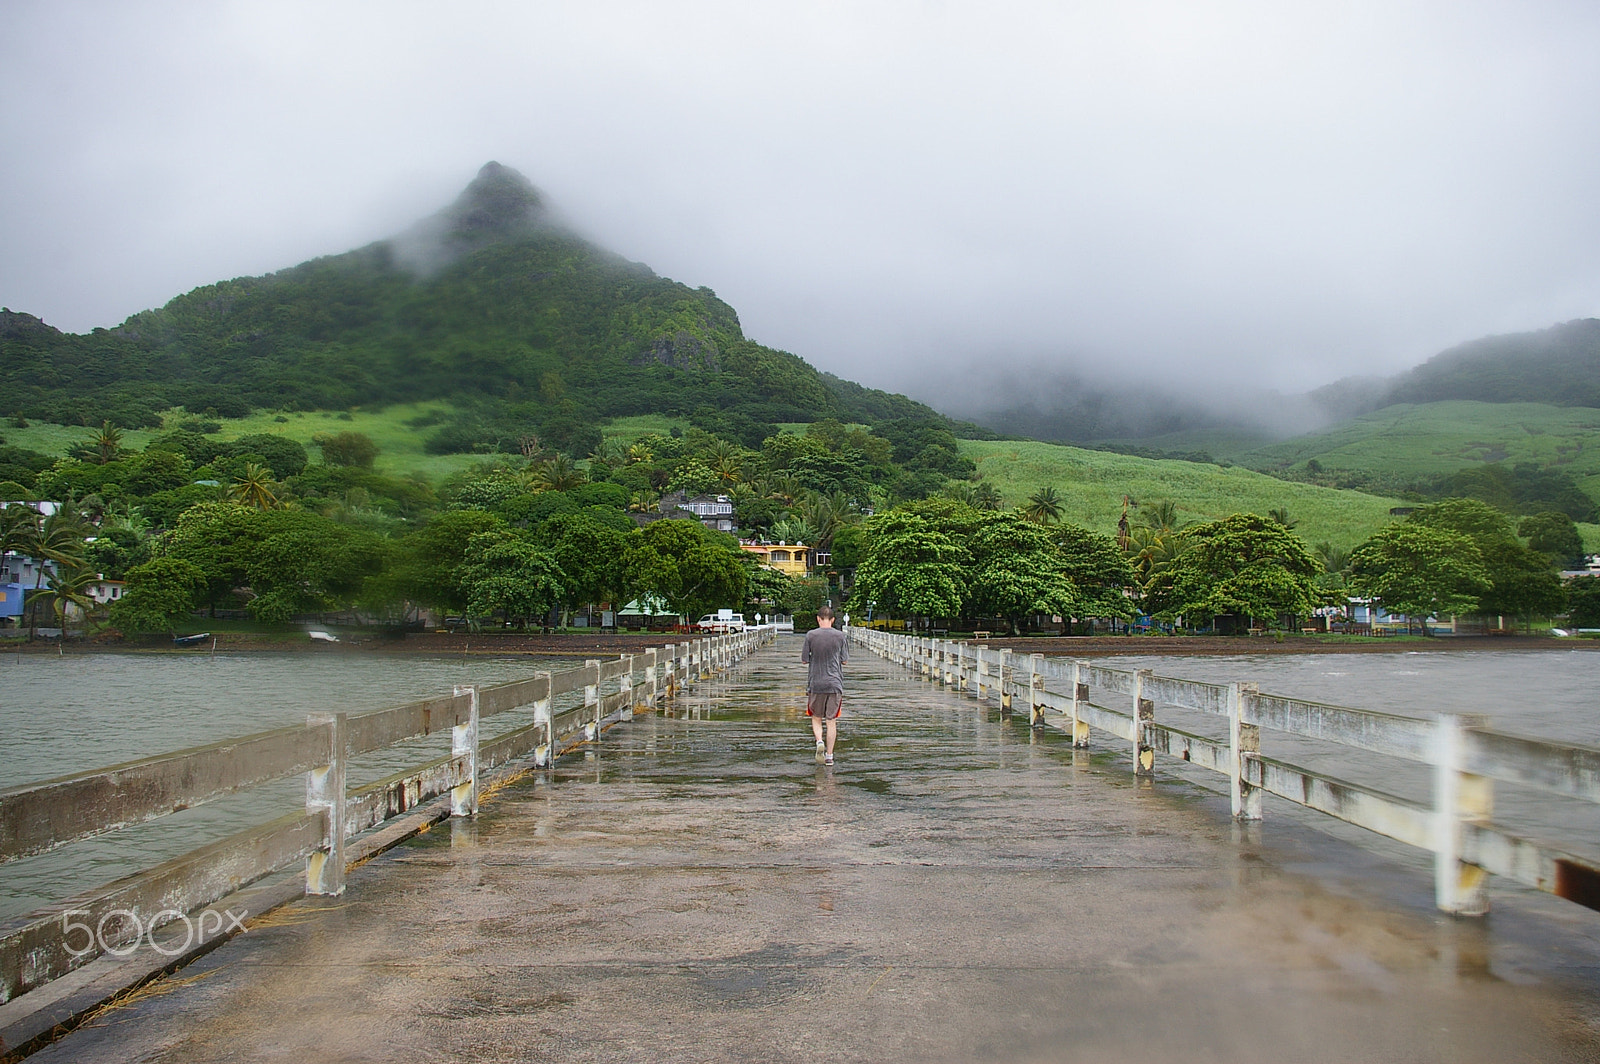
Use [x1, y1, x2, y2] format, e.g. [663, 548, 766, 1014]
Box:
[806, 692, 843, 719]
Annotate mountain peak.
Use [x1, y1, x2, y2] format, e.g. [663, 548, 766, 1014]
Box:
[390, 161, 551, 273]
[445, 161, 546, 237]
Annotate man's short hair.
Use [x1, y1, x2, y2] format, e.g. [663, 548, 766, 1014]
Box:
[816, 605, 835, 621]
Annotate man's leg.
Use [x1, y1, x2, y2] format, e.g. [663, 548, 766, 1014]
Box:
[810, 714, 824, 744]
[825, 718, 837, 755]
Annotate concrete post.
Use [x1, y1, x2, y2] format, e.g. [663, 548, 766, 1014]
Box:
[998, 649, 1013, 716]
[584, 659, 601, 742]
[305, 712, 347, 896]
[1070, 662, 1090, 747]
[1028, 653, 1046, 727]
[644, 647, 659, 706]
[975, 646, 989, 701]
[619, 654, 635, 716]
[1434, 713, 1493, 915]
[1133, 669, 1155, 775]
[533, 671, 552, 767]
[450, 685, 480, 817]
[1228, 682, 1261, 820]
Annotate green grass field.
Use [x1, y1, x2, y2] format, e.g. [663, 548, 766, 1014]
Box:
[1236, 401, 1600, 485]
[4, 404, 491, 482]
[959, 439, 1409, 550]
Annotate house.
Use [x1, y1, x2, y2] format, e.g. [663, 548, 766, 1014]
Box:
[86, 577, 125, 606]
[741, 541, 813, 577]
[0, 583, 24, 625]
[658, 492, 737, 533]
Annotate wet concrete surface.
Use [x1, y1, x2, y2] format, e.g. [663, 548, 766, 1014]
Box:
[37, 637, 1600, 1063]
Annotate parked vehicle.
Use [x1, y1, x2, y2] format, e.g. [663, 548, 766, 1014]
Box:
[696, 609, 746, 632]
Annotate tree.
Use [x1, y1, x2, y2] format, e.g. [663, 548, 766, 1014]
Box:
[972, 482, 1003, 510]
[847, 511, 968, 622]
[1410, 499, 1566, 626]
[1023, 486, 1064, 525]
[72, 421, 125, 465]
[627, 520, 748, 620]
[1566, 576, 1600, 628]
[20, 509, 88, 635]
[543, 512, 638, 620]
[315, 431, 379, 469]
[229, 462, 280, 510]
[165, 503, 387, 623]
[1055, 524, 1137, 627]
[1519, 512, 1586, 569]
[110, 557, 208, 633]
[535, 454, 587, 493]
[965, 513, 1077, 633]
[1349, 523, 1492, 634]
[1157, 513, 1322, 629]
[383, 509, 511, 615]
[35, 564, 100, 634]
[458, 532, 565, 626]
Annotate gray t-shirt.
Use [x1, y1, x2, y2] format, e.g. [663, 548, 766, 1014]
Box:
[801, 625, 849, 693]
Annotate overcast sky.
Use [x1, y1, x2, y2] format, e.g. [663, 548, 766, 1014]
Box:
[4, 1, 1600, 410]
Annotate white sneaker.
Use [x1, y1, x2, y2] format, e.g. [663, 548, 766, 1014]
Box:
[824, 752, 834, 765]
[815, 739, 826, 762]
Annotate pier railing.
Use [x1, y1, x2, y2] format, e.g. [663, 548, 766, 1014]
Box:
[852, 628, 1600, 918]
[0, 628, 774, 1004]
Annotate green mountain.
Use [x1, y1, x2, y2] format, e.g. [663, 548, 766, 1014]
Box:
[0, 163, 945, 451]
[1314, 318, 1600, 416]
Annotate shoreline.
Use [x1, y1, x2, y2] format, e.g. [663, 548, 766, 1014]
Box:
[4, 631, 1594, 658]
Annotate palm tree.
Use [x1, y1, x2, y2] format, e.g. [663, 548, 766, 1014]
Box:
[973, 482, 1003, 510]
[767, 475, 804, 509]
[37, 564, 100, 635]
[1024, 486, 1064, 525]
[625, 443, 654, 466]
[1134, 499, 1187, 535]
[942, 483, 978, 506]
[1, 503, 41, 576]
[230, 463, 280, 509]
[72, 421, 125, 465]
[770, 518, 811, 544]
[20, 510, 88, 637]
[1267, 507, 1298, 530]
[629, 489, 661, 513]
[536, 455, 587, 493]
[589, 438, 626, 465]
[798, 491, 854, 550]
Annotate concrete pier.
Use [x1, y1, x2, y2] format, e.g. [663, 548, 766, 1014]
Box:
[34, 640, 1600, 1063]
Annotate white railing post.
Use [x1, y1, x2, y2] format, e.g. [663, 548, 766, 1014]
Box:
[643, 647, 659, 706]
[451, 685, 479, 817]
[975, 646, 989, 700]
[998, 648, 1013, 715]
[1027, 653, 1045, 726]
[306, 711, 347, 896]
[1228, 682, 1261, 820]
[1434, 713, 1493, 915]
[584, 658, 601, 741]
[1070, 662, 1090, 746]
[1133, 668, 1155, 775]
[534, 670, 553, 766]
[619, 654, 635, 716]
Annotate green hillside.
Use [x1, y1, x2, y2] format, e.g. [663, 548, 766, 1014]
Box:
[0, 163, 944, 451]
[959, 439, 1408, 550]
[1235, 401, 1600, 481]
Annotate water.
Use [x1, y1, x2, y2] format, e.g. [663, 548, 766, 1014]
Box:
[0, 652, 583, 922]
[1046, 648, 1600, 892]
[2, 648, 1596, 924]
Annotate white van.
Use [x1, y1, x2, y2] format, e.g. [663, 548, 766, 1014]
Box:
[696, 610, 746, 632]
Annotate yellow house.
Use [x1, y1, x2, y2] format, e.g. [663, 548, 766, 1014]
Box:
[741, 542, 812, 577]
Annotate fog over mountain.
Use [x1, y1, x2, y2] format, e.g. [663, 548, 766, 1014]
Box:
[4, 2, 1600, 423]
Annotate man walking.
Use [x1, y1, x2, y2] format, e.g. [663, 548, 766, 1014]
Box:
[802, 605, 848, 765]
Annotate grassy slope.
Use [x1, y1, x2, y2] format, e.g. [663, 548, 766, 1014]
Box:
[1236, 401, 1600, 483]
[961, 439, 1408, 550]
[5, 404, 487, 482]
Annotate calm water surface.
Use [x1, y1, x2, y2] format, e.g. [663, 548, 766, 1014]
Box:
[0, 652, 580, 921]
[1, 647, 1595, 923]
